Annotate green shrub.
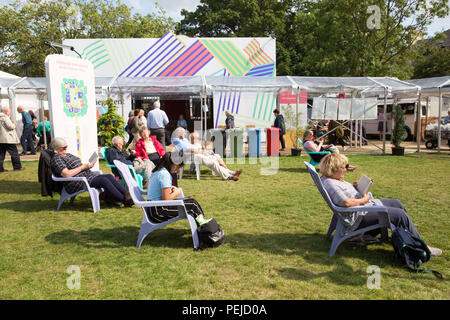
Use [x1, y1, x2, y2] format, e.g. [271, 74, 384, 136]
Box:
[391, 104, 406, 148]
[97, 98, 125, 147]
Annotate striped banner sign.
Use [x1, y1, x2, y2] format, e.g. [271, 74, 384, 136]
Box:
[245, 63, 275, 77]
[157, 40, 214, 77]
[201, 39, 252, 77]
[81, 40, 110, 70]
[214, 90, 241, 128]
[243, 39, 273, 67]
[119, 31, 186, 78]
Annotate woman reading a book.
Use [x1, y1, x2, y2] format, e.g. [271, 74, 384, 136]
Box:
[50, 137, 133, 207]
[319, 153, 442, 256]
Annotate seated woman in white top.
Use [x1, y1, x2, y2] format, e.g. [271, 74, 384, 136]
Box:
[319, 153, 442, 257]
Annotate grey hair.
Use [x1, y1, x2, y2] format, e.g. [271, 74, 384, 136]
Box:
[1, 105, 9, 113]
[51, 137, 67, 150]
[153, 101, 160, 108]
[173, 127, 186, 139]
[112, 135, 123, 146]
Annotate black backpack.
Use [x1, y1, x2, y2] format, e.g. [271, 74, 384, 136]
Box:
[196, 219, 225, 250]
[391, 227, 442, 279]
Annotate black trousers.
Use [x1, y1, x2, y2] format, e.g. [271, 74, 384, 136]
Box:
[151, 128, 165, 147]
[90, 174, 127, 202]
[279, 133, 286, 149]
[0, 143, 22, 171]
[357, 199, 421, 239]
[20, 125, 36, 154]
[146, 197, 204, 224]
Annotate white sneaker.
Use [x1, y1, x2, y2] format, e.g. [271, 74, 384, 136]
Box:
[428, 246, 442, 257]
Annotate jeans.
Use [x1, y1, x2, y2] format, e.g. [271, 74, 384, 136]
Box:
[90, 174, 127, 202]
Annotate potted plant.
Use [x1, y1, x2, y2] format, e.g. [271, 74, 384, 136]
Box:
[97, 98, 126, 147]
[391, 103, 406, 156]
[281, 104, 303, 156]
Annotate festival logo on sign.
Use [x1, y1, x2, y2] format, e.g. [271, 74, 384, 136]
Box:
[61, 78, 88, 158]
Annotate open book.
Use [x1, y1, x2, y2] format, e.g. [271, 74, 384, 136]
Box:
[356, 174, 373, 195]
[88, 151, 98, 165]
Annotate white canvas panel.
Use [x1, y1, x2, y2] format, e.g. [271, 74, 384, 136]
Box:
[324, 98, 338, 120]
[364, 97, 378, 119]
[312, 97, 326, 119]
[337, 98, 351, 120]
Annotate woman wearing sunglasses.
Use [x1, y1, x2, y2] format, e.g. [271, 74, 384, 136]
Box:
[50, 137, 133, 207]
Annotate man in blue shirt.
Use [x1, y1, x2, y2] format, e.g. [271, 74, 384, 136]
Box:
[444, 109, 450, 125]
[17, 105, 36, 155]
[147, 101, 169, 147]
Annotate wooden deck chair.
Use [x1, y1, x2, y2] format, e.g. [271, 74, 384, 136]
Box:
[113, 160, 199, 250]
[304, 161, 390, 256]
[52, 171, 103, 213]
[99, 146, 145, 189]
[297, 138, 331, 166]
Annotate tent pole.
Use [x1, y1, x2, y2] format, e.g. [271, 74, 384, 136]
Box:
[382, 88, 387, 155]
[416, 92, 421, 152]
[39, 92, 47, 150]
[296, 87, 299, 148]
[425, 97, 429, 129]
[438, 87, 442, 153]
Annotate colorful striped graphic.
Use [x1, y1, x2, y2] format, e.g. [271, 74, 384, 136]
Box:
[244, 39, 273, 67]
[245, 63, 275, 77]
[103, 40, 134, 76]
[214, 90, 241, 128]
[119, 31, 186, 78]
[252, 92, 276, 122]
[201, 39, 252, 76]
[81, 40, 110, 70]
[157, 40, 214, 77]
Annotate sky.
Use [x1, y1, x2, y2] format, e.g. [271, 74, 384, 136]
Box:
[0, 0, 449, 35]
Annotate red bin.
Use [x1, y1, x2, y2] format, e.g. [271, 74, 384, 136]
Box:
[266, 127, 280, 156]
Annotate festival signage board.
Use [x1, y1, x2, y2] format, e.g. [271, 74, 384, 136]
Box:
[45, 54, 99, 171]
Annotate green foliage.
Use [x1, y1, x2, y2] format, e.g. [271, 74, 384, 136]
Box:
[0, 0, 175, 77]
[178, 0, 449, 78]
[281, 103, 304, 148]
[413, 47, 450, 79]
[391, 104, 406, 147]
[97, 98, 125, 147]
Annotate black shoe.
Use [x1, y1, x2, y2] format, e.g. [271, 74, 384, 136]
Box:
[30, 152, 36, 155]
[19, 152, 27, 156]
[0, 169, 9, 172]
[14, 167, 25, 171]
[123, 191, 134, 207]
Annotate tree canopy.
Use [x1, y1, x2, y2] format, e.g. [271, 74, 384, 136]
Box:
[178, 0, 449, 79]
[0, 0, 176, 77]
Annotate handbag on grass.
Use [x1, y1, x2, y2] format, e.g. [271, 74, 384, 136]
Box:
[391, 227, 443, 279]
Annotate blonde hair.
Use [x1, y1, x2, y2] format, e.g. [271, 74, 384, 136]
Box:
[190, 131, 199, 144]
[302, 130, 313, 141]
[319, 153, 348, 178]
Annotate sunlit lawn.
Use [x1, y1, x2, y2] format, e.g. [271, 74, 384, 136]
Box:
[0, 153, 449, 299]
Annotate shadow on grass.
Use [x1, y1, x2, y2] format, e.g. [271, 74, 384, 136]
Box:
[277, 167, 308, 173]
[0, 198, 97, 213]
[45, 226, 194, 249]
[0, 180, 41, 194]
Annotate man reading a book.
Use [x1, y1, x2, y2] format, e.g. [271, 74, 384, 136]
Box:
[319, 153, 442, 257]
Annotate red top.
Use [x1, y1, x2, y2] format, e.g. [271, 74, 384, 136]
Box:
[135, 136, 165, 160]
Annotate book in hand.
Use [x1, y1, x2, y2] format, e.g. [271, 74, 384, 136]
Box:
[88, 151, 98, 165]
[356, 174, 373, 195]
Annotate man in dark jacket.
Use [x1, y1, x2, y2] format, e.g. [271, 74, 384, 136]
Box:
[225, 110, 235, 130]
[273, 109, 286, 151]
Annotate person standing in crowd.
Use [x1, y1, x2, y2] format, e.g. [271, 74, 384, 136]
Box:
[0, 106, 24, 172]
[125, 111, 134, 146]
[139, 109, 147, 128]
[129, 108, 143, 150]
[273, 109, 286, 151]
[147, 101, 169, 147]
[37, 116, 51, 148]
[17, 105, 36, 155]
[225, 110, 235, 129]
[177, 114, 187, 129]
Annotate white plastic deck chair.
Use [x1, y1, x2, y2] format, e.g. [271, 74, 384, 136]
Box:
[113, 160, 199, 250]
[303, 161, 390, 256]
[52, 171, 103, 213]
[178, 153, 216, 180]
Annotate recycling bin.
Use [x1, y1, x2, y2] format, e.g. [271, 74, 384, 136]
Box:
[226, 128, 244, 158]
[266, 127, 280, 156]
[208, 128, 226, 157]
[247, 128, 261, 157]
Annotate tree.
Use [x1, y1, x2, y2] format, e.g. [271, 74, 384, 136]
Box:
[0, 0, 176, 77]
[177, 0, 449, 78]
[412, 33, 450, 78]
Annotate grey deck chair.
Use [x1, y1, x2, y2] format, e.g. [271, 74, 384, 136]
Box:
[52, 171, 103, 213]
[304, 161, 390, 256]
[113, 160, 199, 249]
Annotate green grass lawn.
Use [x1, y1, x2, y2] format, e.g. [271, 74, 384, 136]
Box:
[0, 153, 449, 299]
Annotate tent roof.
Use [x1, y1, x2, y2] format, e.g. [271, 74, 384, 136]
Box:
[0, 71, 20, 79]
[407, 76, 450, 95]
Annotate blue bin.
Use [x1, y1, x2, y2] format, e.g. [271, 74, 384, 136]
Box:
[247, 128, 261, 157]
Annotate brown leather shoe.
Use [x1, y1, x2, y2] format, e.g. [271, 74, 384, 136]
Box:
[235, 169, 243, 176]
[230, 175, 239, 181]
[0, 169, 8, 172]
[123, 191, 134, 207]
